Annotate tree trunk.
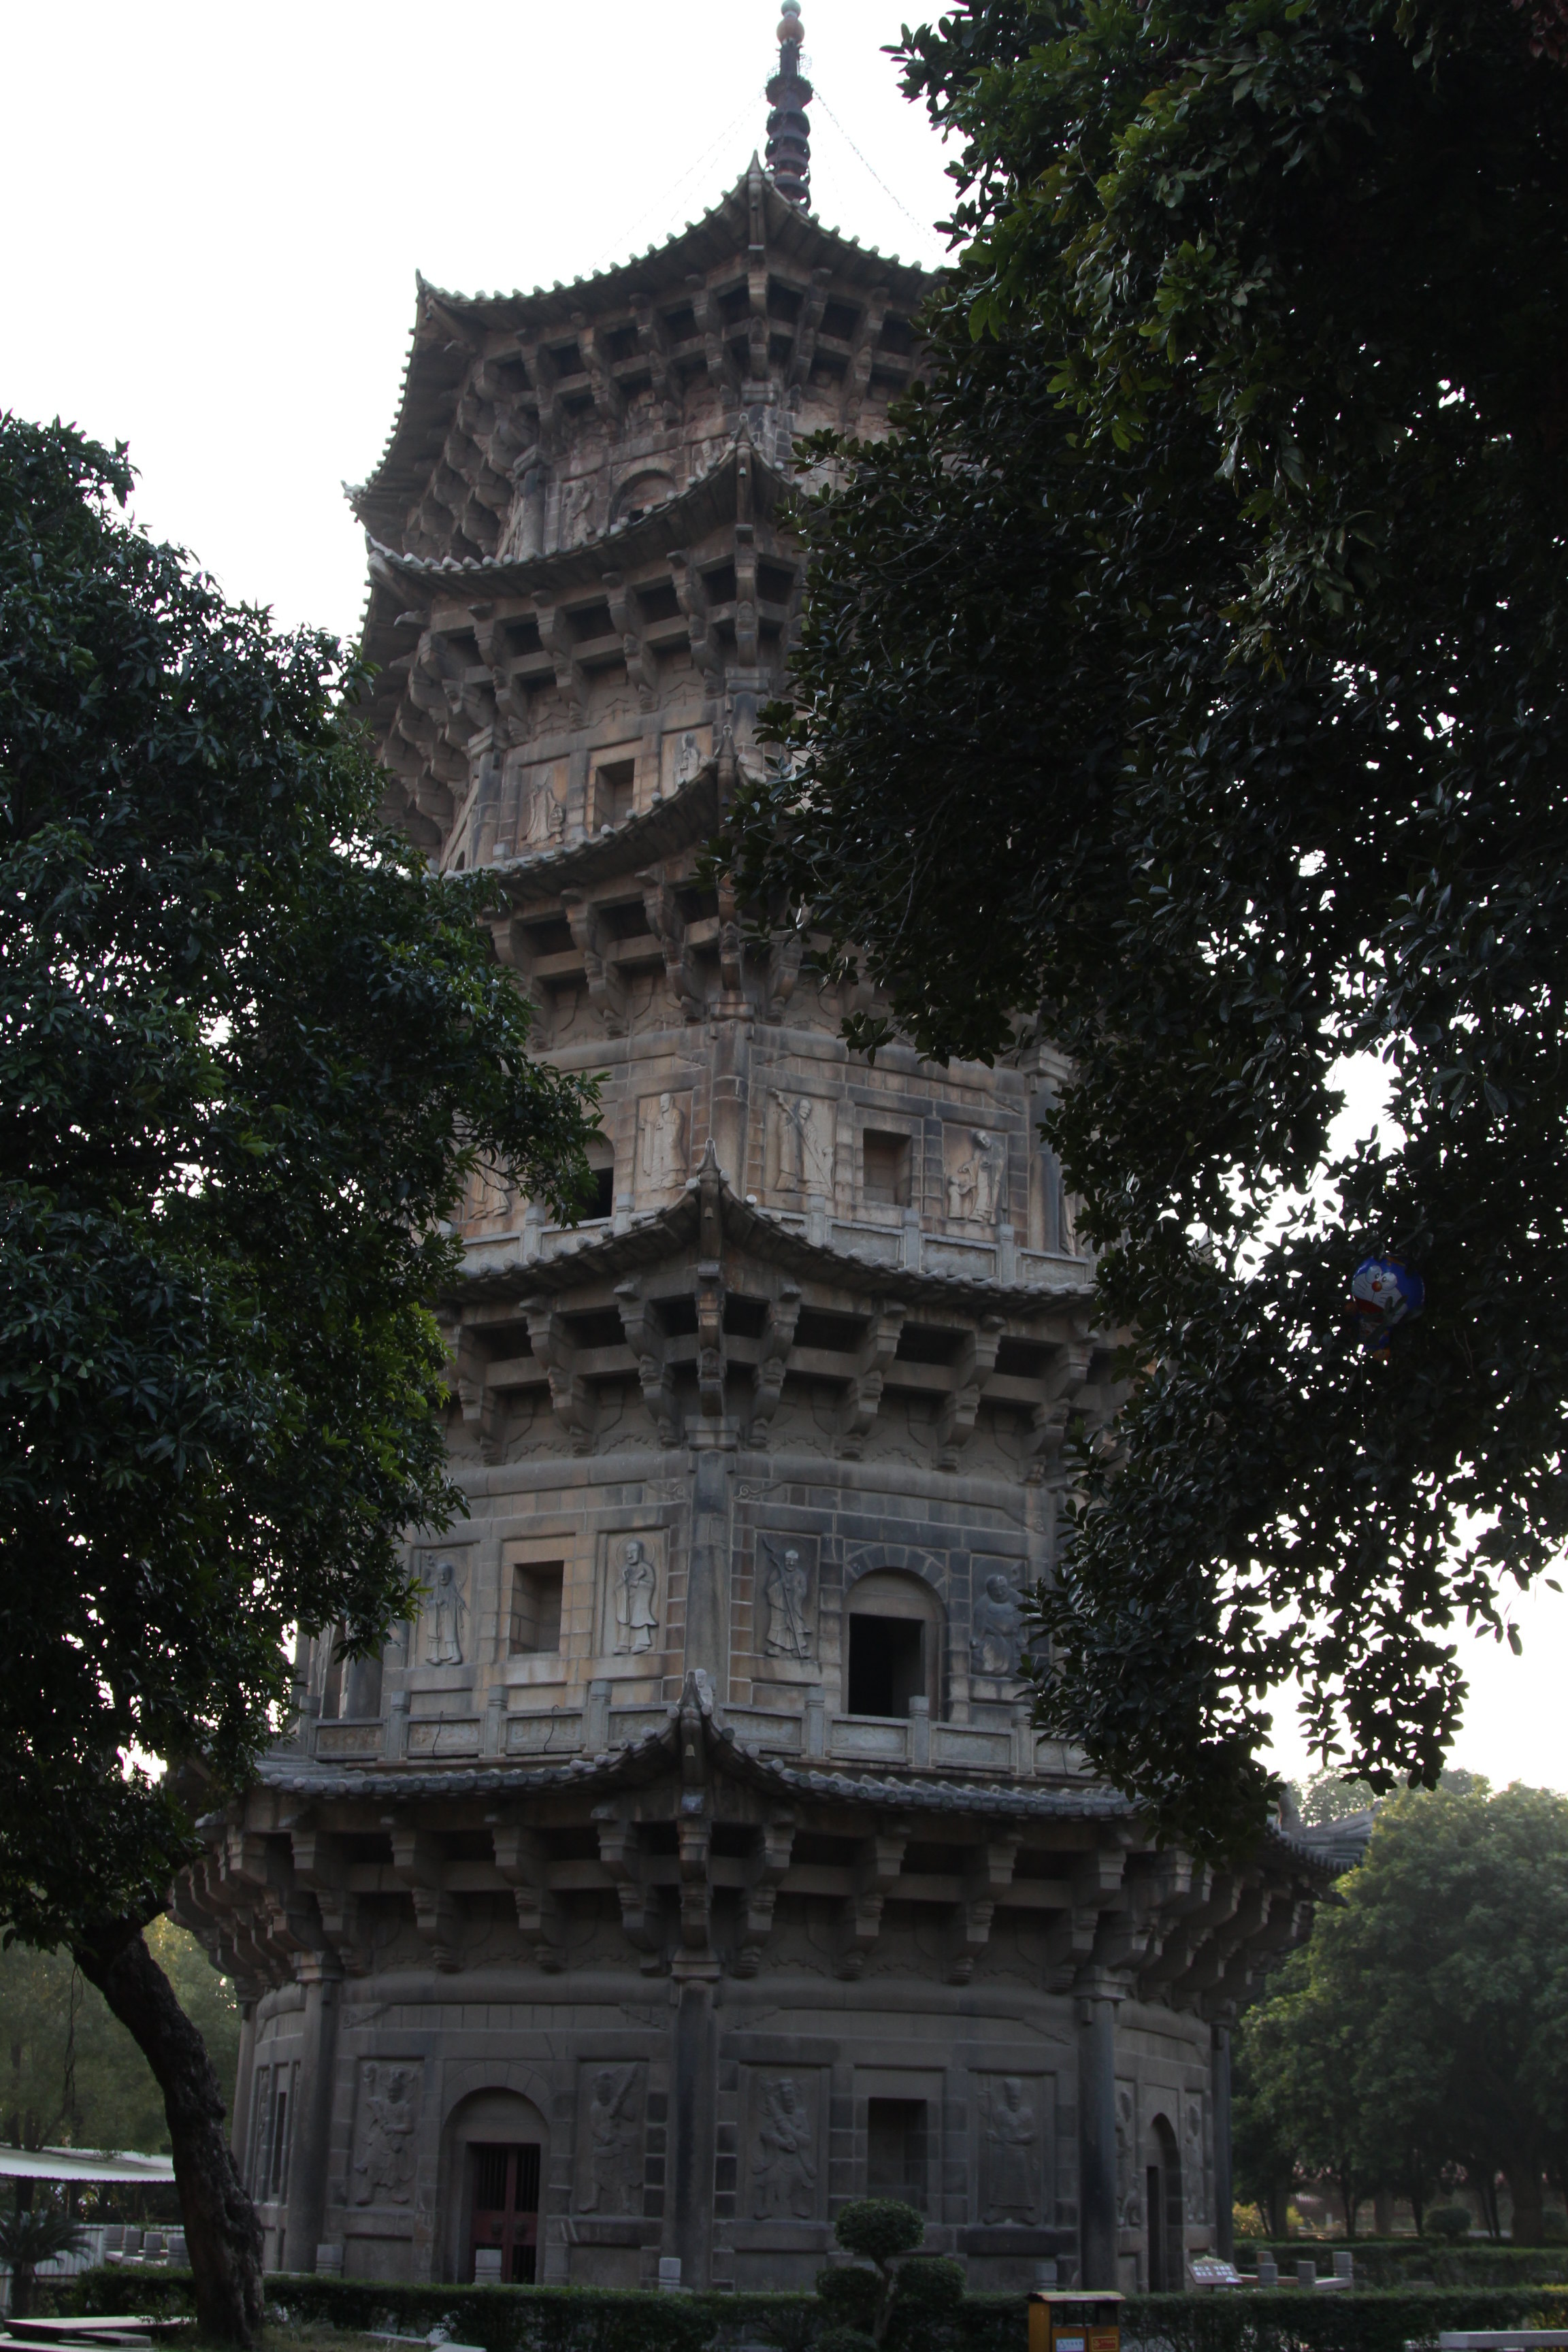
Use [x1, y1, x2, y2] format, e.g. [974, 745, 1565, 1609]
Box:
[74, 1925, 262, 2347]
[1505, 2160, 1545, 2247]
[12, 2263, 35, 2319]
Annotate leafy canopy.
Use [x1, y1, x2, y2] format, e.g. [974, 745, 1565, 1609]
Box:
[724, 0, 1568, 1843]
[0, 417, 595, 1950]
[1235, 1782, 1568, 2236]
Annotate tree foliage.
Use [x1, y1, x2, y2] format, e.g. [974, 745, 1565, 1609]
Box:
[723, 0, 1568, 1842]
[0, 414, 594, 1946]
[0, 1921, 239, 2156]
[0, 414, 596, 2339]
[1235, 1782, 1568, 2239]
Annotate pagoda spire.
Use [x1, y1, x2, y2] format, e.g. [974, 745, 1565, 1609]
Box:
[765, 0, 812, 208]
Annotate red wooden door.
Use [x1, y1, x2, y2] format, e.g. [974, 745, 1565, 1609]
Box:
[468, 2142, 540, 2283]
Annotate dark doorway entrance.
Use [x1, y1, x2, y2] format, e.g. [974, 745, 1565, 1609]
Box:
[1145, 2115, 1183, 2291]
[847, 1616, 925, 1717]
[867, 2097, 928, 2210]
[469, 2142, 540, 2283]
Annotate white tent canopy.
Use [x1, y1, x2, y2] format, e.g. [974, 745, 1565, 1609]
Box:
[0, 2148, 174, 2184]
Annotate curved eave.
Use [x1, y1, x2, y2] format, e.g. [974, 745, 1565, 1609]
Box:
[359, 437, 788, 694]
[347, 167, 937, 557]
[447, 1161, 1099, 1321]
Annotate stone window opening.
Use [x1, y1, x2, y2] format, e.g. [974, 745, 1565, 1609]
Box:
[847, 1616, 924, 1719]
[510, 1563, 564, 1657]
[592, 758, 636, 830]
[846, 1569, 943, 1718]
[866, 2096, 928, 2210]
[862, 1128, 912, 1208]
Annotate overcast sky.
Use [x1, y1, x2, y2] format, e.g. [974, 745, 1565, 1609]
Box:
[3, 0, 1561, 1798]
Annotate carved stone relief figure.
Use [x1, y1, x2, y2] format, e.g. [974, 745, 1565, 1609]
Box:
[559, 476, 596, 548]
[660, 723, 711, 796]
[760, 1537, 813, 1661]
[524, 764, 567, 847]
[578, 2063, 642, 2213]
[636, 1090, 689, 1198]
[751, 2075, 817, 2219]
[945, 1128, 1007, 1224]
[981, 2075, 1039, 2224]
[353, 2062, 418, 2205]
[426, 1559, 466, 1666]
[1185, 2094, 1206, 2220]
[612, 1537, 659, 1656]
[1115, 2080, 1141, 2228]
[770, 1091, 834, 1195]
[970, 1571, 1025, 1678]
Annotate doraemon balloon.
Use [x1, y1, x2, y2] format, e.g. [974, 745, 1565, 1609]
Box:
[1351, 1255, 1425, 1352]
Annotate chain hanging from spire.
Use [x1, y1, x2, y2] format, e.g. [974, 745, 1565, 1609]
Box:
[766, 0, 812, 208]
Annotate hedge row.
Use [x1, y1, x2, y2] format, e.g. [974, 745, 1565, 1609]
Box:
[1239, 2244, 1568, 2289]
[67, 2271, 1568, 2352]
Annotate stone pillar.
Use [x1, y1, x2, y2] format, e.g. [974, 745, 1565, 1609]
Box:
[1077, 1984, 1120, 2288]
[284, 1957, 342, 2272]
[229, 2002, 257, 2168]
[684, 1437, 732, 1685]
[1211, 2019, 1235, 2260]
[668, 1980, 717, 2289]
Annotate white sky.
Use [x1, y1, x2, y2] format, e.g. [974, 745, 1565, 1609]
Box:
[3, 1, 1560, 1797]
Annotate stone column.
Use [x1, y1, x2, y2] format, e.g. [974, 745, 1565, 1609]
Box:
[229, 2002, 258, 2169]
[684, 1437, 732, 1686]
[1077, 1981, 1120, 2288]
[284, 1956, 342, 2272]
[1211, 2018, 1234, 2260]
[668, 1979, 717, 2289]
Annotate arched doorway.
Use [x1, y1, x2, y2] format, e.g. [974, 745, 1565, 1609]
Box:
[845, 1569, 943, 1719]
[444, 2088, 548, 2283]
[1144, 2112, 1183, 2291]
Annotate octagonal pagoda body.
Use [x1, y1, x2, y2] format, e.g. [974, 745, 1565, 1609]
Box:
[178, 157, 1326, 2300]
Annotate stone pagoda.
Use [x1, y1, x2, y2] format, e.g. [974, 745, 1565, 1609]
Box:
[177, 6, 1326, 2300]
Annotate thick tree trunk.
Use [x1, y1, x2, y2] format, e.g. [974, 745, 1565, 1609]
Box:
[75, 1926, 262, 2347]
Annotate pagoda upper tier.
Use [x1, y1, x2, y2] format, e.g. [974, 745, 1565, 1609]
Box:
[355, 162, 932, 856]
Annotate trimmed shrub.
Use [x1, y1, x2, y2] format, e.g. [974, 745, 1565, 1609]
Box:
[1428, 2209, 1473, 2242]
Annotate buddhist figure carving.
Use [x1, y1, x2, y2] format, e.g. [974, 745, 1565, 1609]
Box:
[425, 1559, 466, 1666]
[751, 2076, 816, 2218]
[612, 1537, 658, 1656]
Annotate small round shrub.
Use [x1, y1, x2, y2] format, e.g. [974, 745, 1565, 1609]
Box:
[892, 2256, 966, 2318]
[815, 2331, 879, 2352]
[834, 2200, 926, 2265]
[1426, 2206, 1472, 2241]
[1537, 2214, 1568, 2244]
[817, 2267, 881, 2330]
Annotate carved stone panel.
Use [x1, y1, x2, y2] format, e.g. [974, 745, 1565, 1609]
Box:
[756, 1532, 818, 1665]
[660, 723, 711, 795]
[768, 1089, 835, 1196]
[1115, 2078, 1141, 2229]
[350, 2059, 422, 2206]
[634, 1088, 691, 1203]
[1184, 2091, 1207, 2221]
[944, 1125, 1007, 1226]
[595, 1526, 669, 1665]
[421, 1556, 468, 1667]
[970, 1562, 1026, 1680]
[574, 2059, 647, 2215]
[519, 759, 568, 849]
[977, 2072, 1051, 2226]
[740, 2065, 826, 2221]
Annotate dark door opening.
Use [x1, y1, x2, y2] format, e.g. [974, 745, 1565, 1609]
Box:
[1146, 2165, 1166, 2289]
[847, 1615, 925, 1717]
[469, 2142, 540, 2283]
[867, 2097, 928, 2210]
